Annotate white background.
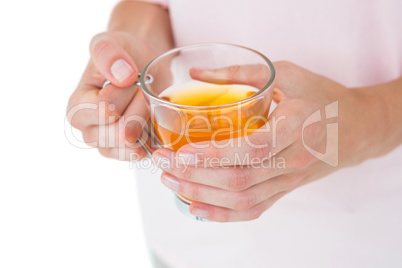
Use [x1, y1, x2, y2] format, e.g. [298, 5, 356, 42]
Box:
[0, 0, 151, 267]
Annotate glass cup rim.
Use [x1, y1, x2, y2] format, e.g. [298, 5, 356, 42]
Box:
[140, 42, 276, 110]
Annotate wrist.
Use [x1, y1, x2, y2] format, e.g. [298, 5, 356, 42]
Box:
[377, 78, 402, 148]
[352, 79, 402, 159]
[108, 1, 173, 54]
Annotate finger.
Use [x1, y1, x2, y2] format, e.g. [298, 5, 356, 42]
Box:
[98, 146, 147, 161]
[189, 191, 287, 222]
[189, 61, 311, 103]
[190, 64, 271, 89]
[90, 32, 138, 87]
[117, 90, 150, 145]
[152, 149, 288, 191]
[81, 90, 150, 148]
[273, 87, 286, 103]
[174, 112, 298, 167]
[82, 125, 148, 161]
[160, 172, 292, 211]
[67, 61, 139, 130]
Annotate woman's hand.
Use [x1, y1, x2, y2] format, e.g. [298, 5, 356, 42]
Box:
[66, 1, 173, 161]
[152, 61, 395, 222]
[67, 31, 151, 160]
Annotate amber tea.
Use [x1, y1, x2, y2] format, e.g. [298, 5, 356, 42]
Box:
[152, 80, 269, 151]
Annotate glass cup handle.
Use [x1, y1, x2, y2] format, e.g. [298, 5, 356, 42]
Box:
[102, 75, 161, 158]
[137, 120, 163, 157]
[102, 73, 153, 88]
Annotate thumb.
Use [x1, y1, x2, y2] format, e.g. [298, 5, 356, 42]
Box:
[189, 64, 271, 89]
[189, 64, 289, 104]
[90, 32, 138, 87]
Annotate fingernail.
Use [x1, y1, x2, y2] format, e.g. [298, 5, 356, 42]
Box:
[190, 205, 209, 219]
[189, 67, 203, 78]
[124, 124, 137, 144]
[162, 173, 180, 192]
[177, 153, 201, 165]
[111, 59, 134, 82]
[152, 154, 171, 170]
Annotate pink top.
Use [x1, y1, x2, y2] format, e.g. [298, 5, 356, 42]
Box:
[132, 0, 402, 267]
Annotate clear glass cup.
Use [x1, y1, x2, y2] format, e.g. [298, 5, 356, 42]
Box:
[140, 43, 275, 221]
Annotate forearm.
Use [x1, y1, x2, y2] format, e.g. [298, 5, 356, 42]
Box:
[108, 1, 174, 68]
[354, 77, 402, 158]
